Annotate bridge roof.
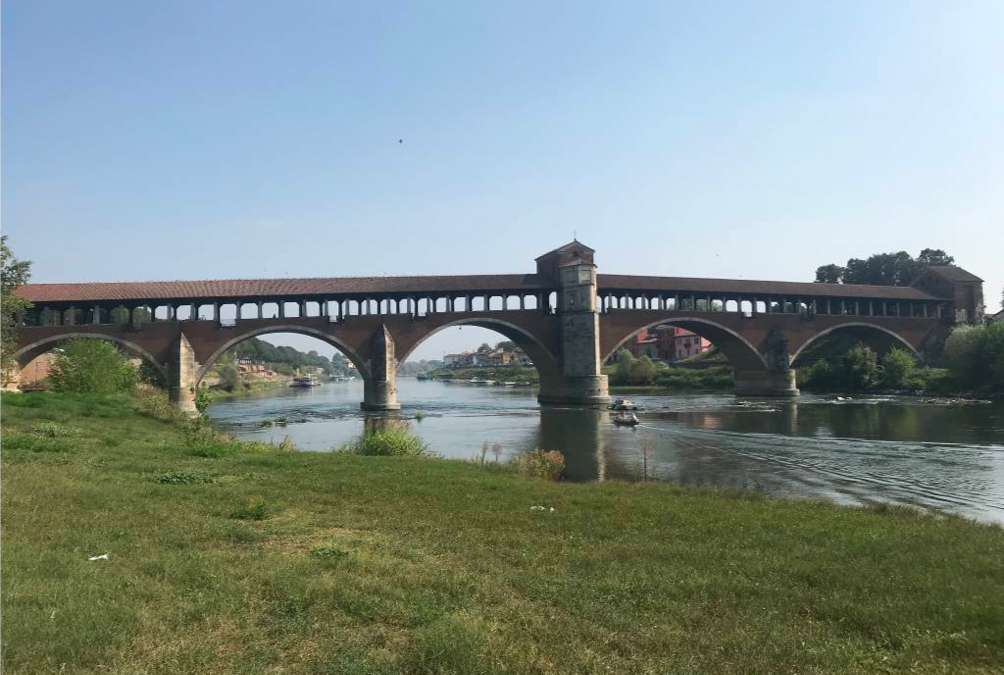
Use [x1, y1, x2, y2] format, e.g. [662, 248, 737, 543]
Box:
[16, 272, 944, 304]
[596, 275, 939, 300]
[15, 274, 549, 304]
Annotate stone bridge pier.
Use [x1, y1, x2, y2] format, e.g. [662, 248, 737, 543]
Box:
[168, 333, 200, 415]
[361, 325, 400, 411]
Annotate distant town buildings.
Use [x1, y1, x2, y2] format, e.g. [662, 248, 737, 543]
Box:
[622, 326, 712, 361]
[442, 348, 532, 368]
[235, 357, 272, 375]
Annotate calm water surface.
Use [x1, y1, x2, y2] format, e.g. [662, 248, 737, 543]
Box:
[208, 379, 1004, 524]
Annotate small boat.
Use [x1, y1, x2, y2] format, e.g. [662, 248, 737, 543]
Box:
[612, 412, 640, 427]
[416, 372, 431, 381]
[608, 398, 642, 411]
[470, 377, 486, 385]
[290, 374, 322, 388]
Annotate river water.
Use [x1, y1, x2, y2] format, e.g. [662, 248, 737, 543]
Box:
[208, 379, 1004, 524]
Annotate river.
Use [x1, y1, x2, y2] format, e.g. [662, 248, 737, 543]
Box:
[208, 379, 1004, 524]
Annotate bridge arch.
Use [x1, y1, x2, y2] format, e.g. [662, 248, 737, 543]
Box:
[195, 325, 370, 386]
[603, 317, 768, 371]
[395, 318, 561, 376]
[790, 322, 921, 365]
[14, 333, 169, 382]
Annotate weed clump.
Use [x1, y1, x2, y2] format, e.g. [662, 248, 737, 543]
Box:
[155, 471, 215, 485]
[2, 433, 72, 453]
[31, 422, 81, 438]
[231, 498, 276, 521]
[311, 545, 349, 560]
[512, 449, 565, 481]
[340, 421, 429, 457]
[187, 427, 239, 458]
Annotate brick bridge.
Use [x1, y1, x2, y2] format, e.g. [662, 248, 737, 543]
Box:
[13, 242, 985, 413]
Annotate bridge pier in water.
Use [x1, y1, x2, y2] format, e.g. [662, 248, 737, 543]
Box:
[361, 324, 400, 411]
[734, 369, 799, 397]
[535, 244, 610, 407]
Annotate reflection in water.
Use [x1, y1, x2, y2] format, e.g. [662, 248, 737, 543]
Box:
[208, 380, 1004, 523]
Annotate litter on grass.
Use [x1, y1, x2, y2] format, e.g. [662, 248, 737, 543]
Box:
[87, 553, 109, 561]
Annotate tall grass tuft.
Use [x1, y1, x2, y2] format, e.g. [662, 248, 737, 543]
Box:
[231, 498, 276, 521]
[512, 448, 565, 481]
[340, 421, 429, 456]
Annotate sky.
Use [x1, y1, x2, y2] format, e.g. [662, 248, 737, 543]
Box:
[3, 1, 1002, 361]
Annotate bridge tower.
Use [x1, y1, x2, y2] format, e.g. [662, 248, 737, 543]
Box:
[535, 242, 611, 406]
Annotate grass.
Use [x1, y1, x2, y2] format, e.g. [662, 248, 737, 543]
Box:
[339, 421, 430, 456]
[3, 391, 1004, 674]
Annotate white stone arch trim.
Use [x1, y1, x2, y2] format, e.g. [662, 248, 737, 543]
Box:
[603, 316, 769, 370]
[14, 333, 169, 381]
[790, 322, 920, 363]
[195, 325, 370, 386]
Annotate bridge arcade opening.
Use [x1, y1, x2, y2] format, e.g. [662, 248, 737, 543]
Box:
[13, 242, 981, 413]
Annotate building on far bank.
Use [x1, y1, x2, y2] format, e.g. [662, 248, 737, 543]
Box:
[621, 326, 712, 361]
[443, 348, 530, 368]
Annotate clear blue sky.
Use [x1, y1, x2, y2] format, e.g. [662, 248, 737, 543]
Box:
[3, 1, 1001, 360]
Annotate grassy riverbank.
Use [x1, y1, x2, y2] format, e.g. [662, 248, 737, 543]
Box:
[198, 378, 290, 403]
[2, 392, 1003, 674]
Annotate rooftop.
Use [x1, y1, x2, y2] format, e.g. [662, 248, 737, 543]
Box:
[596, 274, 940, 301]
[15, 269, 960, 304]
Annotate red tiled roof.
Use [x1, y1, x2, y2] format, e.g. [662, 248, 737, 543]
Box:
[918, 266, 984, 283]
[595, 274, 939, 300]
[16, 270, 950, 304]
[16, 274, 548, 304]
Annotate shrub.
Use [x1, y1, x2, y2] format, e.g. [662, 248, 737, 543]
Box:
[231, 498, 275, 521]
[187, 426, 239, 458]
[31, 422, 80, 438]
[48, 339, 138, 394]
[135, 388, 190, 422]
[216, 363, 239, 392]
[512, 448, 565, 481]
[881, 347, 918, 389]
[945, 322, 1004, 392]
[628, 355, 656, 385]
[2, 433, 71, 453]
[841, 343, 879, 391]
[340, 421, 428, 456]
[155, 471, 215, 485]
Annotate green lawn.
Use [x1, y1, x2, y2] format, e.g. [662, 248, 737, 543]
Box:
[2, 392, 1003, 674]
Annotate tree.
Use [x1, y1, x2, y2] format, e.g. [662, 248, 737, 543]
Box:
[880, 347, 917, 389]
[813, 249, 954, 286]
[613, 349, 634, 386]
[495, 340, 517, 351]
[628, 355, 656, 385]
[944, 323, 1004, 392]
[477, 343, 492, 354]
[1, 236, 32, 386]
[216, 362, 239, 391]
[814, 264, 844, 284]
[48, 338, 139, 394]
[842, 343, 879, 390]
